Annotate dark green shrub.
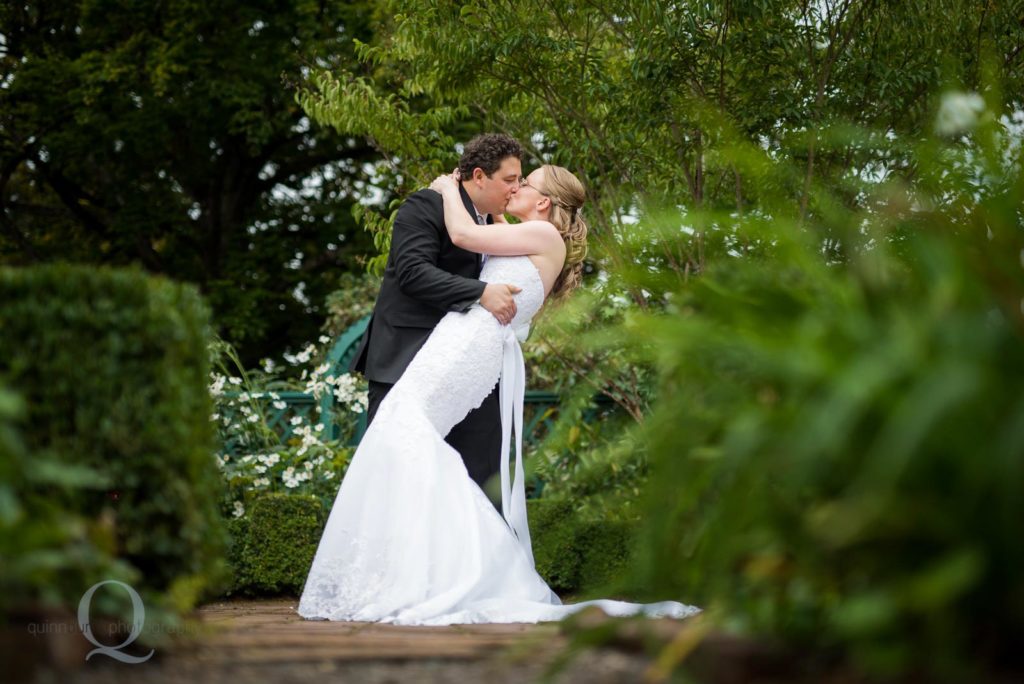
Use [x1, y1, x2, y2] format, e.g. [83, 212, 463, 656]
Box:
[528, 499, 581, 593]
[0, 265, 227, 617]
[227, 493, 325, 595]
[528, 498, 636, 596]
[576, 519, 635, 592]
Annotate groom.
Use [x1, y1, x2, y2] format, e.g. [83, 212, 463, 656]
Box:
[350, 133, 525, 489]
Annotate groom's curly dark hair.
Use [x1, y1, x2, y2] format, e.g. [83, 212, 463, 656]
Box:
[458, 133, 524, 179]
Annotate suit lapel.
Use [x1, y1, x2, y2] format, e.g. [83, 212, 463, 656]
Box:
[458, 184, 483, 274]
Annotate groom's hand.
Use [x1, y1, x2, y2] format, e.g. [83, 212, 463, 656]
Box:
[480, 283, 521, 326]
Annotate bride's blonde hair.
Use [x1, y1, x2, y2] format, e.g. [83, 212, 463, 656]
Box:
[539, 165, 588, 301]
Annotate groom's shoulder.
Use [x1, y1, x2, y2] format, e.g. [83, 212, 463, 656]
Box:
[395, 188, 443, 224]
[403, 188, 442, 208]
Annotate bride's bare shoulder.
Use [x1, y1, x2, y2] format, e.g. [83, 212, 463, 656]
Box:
[515, 220, 561, 240]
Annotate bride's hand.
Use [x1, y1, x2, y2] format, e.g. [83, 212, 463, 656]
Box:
[429, 168, 460, 194]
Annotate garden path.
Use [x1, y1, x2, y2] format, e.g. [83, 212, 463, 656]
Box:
[40, 598, 660, 684]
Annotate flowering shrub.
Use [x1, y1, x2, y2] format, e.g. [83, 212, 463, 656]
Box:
[208, 336, 368, 517]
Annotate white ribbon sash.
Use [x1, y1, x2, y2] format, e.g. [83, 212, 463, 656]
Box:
[498, 326, 533, 566]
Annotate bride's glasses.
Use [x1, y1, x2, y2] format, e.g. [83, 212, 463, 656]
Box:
[519, 177, 549, 196]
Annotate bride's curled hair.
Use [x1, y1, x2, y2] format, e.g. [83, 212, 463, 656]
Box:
[539, 165, 588, 301]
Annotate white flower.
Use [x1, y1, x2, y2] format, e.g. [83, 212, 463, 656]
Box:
[266, 453, 280, 467]
[303, 460, 315, 471]
[209, 375, 226, 396]
[273, 400, 287, 410]
[247, 414, 259, 423]
[315, 423, 325, 432]
[936, 91, 986, 135]
[232, 501, 245, 518]
[318, 335, 331, 344]
[210, 412, 220, 422]
[238, 392, 250, 402]
[324, 470, 335, 480]
[262, 358, 276, 373]
[222, 416, 232, 426]
[253, 477, 270, 488]
[315, 362, 330, 376]
[229, 377, 243, 386]
[290, 415, 303, 426]
[241, 455, 255, 463]
[305, 379, 327, 398]
[297, 445, 308, 457]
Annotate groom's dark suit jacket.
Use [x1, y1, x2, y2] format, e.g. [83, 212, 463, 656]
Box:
[350, 184, 502, 491]
[351, 185, 487, 384]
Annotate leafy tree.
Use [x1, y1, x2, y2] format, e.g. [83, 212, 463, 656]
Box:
[299, 0, 1022, 270]
[296, 0, 1024, 465]
[0, 0, 381, 363]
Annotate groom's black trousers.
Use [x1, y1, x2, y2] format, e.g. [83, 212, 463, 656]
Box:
[366, 380, 503, 495]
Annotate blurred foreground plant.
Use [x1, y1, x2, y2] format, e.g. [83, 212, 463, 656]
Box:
[610, 96, 1024, 679]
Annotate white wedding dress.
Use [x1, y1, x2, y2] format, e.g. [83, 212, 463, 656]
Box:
[297, 255, 699, 625]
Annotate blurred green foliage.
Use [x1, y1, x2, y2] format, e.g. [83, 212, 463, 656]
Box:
[617, 105, 1024, 678]
[0, 265, 229, 624]
[0, 383, 138, 624]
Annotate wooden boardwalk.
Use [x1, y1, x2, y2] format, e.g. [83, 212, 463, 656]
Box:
[36, 599, 658, 684]
[189, 598, 559, 663]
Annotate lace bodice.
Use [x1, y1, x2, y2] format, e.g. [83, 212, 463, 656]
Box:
[384, 255, 545, 437]
[479, 255, 546, 342]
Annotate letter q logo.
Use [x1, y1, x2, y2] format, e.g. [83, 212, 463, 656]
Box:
[77, 580, 155, 663]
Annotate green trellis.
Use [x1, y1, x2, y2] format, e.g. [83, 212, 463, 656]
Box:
[221, 315, 610, 458]
[219, 316, 371, 455]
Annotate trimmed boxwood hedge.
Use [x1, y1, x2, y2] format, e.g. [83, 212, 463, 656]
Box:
[224, 493, 634, 598]
[528, 498, 636, 595]
[0, 265, 228, 615]
[226, 493, 325, 595]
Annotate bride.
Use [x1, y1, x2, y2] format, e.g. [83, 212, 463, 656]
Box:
[297, 164, 698, 625]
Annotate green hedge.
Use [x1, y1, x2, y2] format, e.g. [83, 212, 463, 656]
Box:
[222, 494, 633, 598]
[0, 265, 227, 618]
[527, 499, 636, 596]
[226, 493, 325, 595]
